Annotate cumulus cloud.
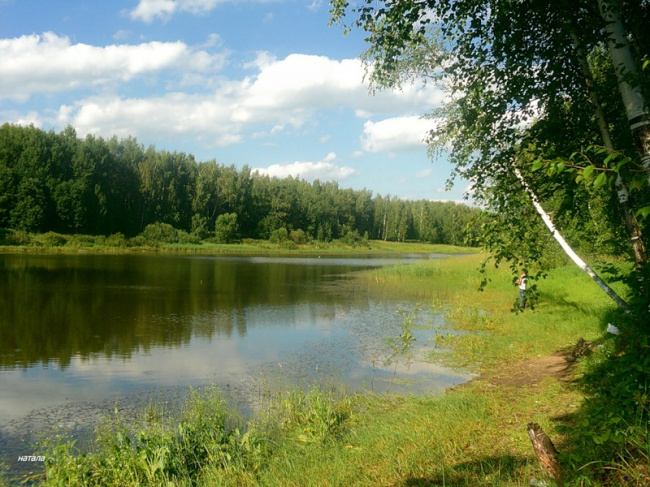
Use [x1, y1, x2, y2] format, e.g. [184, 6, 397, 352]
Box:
[253, 152, 355, 181]
[233, 54, 366, 123]
[361, 116, 440, 153]
[2, 33, 448, 156]
[55, 54, 369, 145]
[0, 32, 225, 101]
[58, 91, 245, 146]
[130, 0, 229, 22]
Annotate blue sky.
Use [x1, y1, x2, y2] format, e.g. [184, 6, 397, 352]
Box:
[0, 0, 469, 201]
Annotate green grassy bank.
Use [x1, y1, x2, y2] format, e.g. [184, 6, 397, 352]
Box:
[3, 254, 645, 486]
[0, 228, 477, 255]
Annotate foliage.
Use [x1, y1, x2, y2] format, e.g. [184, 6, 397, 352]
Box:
[534, 145, 650, 222]
[0, 124, 481, 247]
[106, 233, 127, 248]
[38, 386, 351, 486]
[39, 232, 68, 247]
[140, 222, 179, 245]
[329, 0, 650, 279]
[213, 212, 239, 244]
[289, 228, 309, 245]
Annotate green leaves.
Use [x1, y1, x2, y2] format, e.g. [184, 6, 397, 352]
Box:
[636, 206, 650, 220]
[531, 145, 649, 195]
[593, 171, 608, 190]
[582, 164, 595, 180]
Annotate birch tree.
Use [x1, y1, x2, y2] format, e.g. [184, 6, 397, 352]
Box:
[330, 0, 650, 309]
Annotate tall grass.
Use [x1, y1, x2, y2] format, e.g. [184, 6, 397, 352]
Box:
[363, 254, 624, 370]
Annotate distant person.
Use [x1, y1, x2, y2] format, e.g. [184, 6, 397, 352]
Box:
[516, 269, 527, 310]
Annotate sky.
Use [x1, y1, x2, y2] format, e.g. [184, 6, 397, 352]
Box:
[0, 0, 469, 202]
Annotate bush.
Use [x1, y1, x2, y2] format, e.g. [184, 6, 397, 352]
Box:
[40, 231, 68, 247]
[127, 235, 148, 247]
[289, 229, 309, 245]
[269, 227, 288, 244]
[281, 239, 298, 250]
[68, 234, 98, 247]
[2, 229, 31, 245]
[213, 213, 239, 244]
[176, 230, 200, 245]
[340, 229, 369, 247]
[107, 233, 127, 247]
[141, 223, 179, 244]
[191, 215, 211, 240]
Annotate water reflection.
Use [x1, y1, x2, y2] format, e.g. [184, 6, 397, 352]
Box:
[0, 254, 441, 369]
[0, 253, 471, 428]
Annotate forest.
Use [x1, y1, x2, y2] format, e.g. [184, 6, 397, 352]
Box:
[0, 123, 481, 246]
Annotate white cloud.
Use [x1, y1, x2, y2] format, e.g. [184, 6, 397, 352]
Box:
[54, 54, 367, 144]
[3, 37, 448, 156]
[58, 91, 245, 146]
[0, 32, 225, 101]
[253, 152, 355, 181]
[416, 168, 433, 178]
[307, 0, 323, 12]
[361, 116, 440, 154]
[0, 110, 43, 127]
[129, 0, 236, 22]
[233, 54, 366, 122]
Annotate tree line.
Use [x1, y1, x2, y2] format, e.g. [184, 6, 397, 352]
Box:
[0, 123, 481, 245]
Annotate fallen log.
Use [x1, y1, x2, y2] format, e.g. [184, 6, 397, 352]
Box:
[527, 422, 561, 480]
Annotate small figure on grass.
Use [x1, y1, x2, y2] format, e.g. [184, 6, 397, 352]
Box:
[516, 268, 528, 310]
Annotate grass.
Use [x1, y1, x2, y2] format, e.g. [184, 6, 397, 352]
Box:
[2, 253, 636, 486]
[0, 227, 477, 256]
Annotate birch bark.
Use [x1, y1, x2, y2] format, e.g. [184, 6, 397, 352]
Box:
[570, 30, 647, 265]
[597, 0, 650, 184]
[514, 168, 630, 312]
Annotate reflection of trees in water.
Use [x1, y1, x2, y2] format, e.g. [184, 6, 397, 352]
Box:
[0, 254, 373, 369]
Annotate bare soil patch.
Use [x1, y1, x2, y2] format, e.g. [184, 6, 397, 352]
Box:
[461, 350, 577, 390]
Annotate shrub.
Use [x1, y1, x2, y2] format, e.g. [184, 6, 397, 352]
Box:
[107, 233, 127, 247]
[289, 229, 309, 245]
[190, 215, 211, 240]
[68, 234, 98, 247]
[281, 239, 298, 250]
[269, 227, 288, 244]
[40, 231, 68, 247]
[127, 235, 148, 247]
[176, 230, 200, 245]
[213, 213, 239, 244]
[3, 229, 31, 246]
[341, 229, 369, 247]
[141, 223, 179, 244]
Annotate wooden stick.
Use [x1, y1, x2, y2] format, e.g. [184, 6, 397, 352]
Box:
[527, 422, 561, 480]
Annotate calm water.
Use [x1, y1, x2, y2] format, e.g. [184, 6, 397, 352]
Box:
[0, 253, 470, 446]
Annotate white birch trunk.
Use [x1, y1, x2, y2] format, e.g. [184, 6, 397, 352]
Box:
[570, 30, 647, 265]
[597, 0, 650, 183]
[514, 168, 630, 312]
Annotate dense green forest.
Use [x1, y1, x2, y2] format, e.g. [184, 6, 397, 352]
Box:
[0, 123, 481, 246]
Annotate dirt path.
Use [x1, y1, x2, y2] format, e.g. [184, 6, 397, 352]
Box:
[481, 351, 575, 388]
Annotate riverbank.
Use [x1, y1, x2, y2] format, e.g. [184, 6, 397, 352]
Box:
[0, 230, 477, 256]
[1, 253, 638, 486]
